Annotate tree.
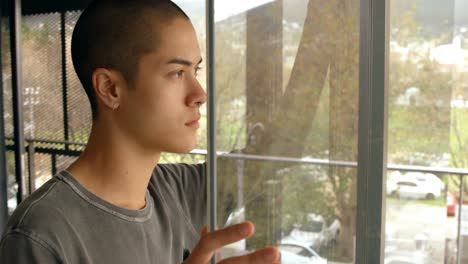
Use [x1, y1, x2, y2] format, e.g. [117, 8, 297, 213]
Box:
[215, 0, 360, 260]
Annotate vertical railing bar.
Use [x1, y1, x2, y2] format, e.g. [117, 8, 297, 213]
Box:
[27, 140, 35, 194]
[456, 174, 464, 264]
[51, 154, 57, 176]
[60, 12, 70, 151]
[9, 0, 26, 204]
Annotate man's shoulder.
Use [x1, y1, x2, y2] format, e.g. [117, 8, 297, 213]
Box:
[4, 175, 72, 237]
[1, 174, 82, 263]
[150, 162, 206, 190]
[154, 162, 205, 176]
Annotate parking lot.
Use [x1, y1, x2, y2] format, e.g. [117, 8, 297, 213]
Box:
[385, 197, 458, 263]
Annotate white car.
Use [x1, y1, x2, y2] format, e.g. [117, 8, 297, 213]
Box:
[218, 241, 326, 264]
[394, 179, 441, 200]
[387, 180, 398, 196]
[278, 242, 327, 264]
[282, 213, 340, 252]
[387, 171, 444, 199]
[219, 208, 329, 264]
[406, 172, 445, 191]
[388, 171, 445, 192]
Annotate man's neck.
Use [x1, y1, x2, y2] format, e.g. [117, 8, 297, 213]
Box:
[67, 122, 160, 210]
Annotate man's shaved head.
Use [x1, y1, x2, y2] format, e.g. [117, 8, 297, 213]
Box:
[71, 0, 189, 119]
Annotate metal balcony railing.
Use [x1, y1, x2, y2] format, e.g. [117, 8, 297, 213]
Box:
[4, 138, 468, 264]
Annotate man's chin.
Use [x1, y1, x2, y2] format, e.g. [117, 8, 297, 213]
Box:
[163, 143, 197, 154]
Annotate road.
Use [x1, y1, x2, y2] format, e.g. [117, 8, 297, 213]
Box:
[385, 198, 458, 263]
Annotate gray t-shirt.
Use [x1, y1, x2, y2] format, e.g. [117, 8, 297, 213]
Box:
[0, 163, 207, 264]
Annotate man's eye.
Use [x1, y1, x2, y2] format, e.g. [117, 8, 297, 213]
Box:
[171, 70, 184, 78]
[176, 70, 184, 77]
[195, 67, 202, 76]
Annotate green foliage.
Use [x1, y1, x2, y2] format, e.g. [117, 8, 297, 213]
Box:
[389, 106, 451, 155]
[386, 196, 445, 208]
[450, 108, 468, 169]
[280, 165, 335, 233]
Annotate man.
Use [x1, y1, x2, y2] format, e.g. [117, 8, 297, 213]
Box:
[0, 0, 279, 263]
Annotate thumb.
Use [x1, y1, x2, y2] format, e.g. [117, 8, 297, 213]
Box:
[201, 225, 209, 237]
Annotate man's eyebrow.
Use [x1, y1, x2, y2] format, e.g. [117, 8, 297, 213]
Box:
[166, 57, 203, 66]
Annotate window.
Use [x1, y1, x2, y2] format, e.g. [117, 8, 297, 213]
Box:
[386, 0, 468, 263]
[214, 0, 359, 262]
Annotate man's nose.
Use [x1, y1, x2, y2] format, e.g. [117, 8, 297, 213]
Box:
[187, 79, 207, 107]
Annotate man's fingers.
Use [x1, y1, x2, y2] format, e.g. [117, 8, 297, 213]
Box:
[201, 225, 209, 237]
[186, 222, 254, 263]
[197, 222, 254, 254]
[218, 247, 280, 264]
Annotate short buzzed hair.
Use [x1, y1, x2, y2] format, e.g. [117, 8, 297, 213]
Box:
[71, 0, 189, 120]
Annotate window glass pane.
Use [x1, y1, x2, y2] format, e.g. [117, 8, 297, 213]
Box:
[386, 0, 468, 263]
[214, 0, 360, 263]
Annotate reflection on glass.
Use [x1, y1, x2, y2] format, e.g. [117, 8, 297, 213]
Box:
[214, 0, 360, 263]
[387, 0, 468, 263]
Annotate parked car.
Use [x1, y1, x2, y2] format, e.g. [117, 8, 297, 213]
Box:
[387, 180, 398, 197]
[388, 171, 445, 192]
[219, 243, 326, 264]
[391, 179, 441, 200]
[219, 208, 331, 263]
[446, 191, 458, 216]
[282, 213, 340, 252]
[405, 172, 445, 191]
[219, 207, 247, 258]
[278, 242, 327, 264]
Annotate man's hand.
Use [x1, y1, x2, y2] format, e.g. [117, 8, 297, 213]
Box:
[183, 222, 280, 264]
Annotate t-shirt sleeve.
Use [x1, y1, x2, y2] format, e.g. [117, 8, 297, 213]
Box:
[0, 231, 61, 263]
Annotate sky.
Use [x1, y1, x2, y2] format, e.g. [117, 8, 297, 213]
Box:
[176, 0, 275, 22]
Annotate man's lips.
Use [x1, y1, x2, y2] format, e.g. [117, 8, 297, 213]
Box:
[185, 116, 201, 127]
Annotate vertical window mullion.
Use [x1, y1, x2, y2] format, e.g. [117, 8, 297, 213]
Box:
[356, 0, 389, 263]
[205, 1, 217, 263]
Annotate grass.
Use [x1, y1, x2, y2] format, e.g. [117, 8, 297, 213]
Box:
[386, 195, 445, 207]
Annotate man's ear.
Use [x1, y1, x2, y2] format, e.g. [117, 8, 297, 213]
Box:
[91, 68, 123, 110]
